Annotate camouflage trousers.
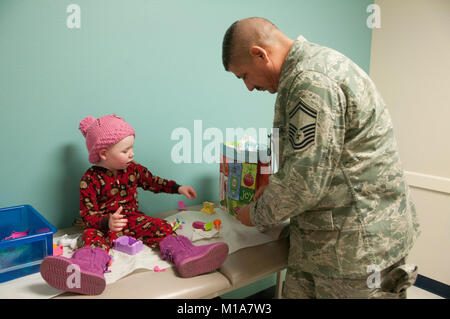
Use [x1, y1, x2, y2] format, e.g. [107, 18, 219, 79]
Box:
[283, 257, 418, 299]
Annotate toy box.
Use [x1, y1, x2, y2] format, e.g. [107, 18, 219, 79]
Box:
[113, 236, 143, 255]
[219, 141, 272, 216]
[0, 205, 57, 283]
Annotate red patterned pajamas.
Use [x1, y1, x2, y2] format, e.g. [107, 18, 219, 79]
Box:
[79, 162, 180, 252]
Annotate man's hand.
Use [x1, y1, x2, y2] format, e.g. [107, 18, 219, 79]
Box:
[109, 206, 128, 232]
[236, 205, 254, 227]
[178, 186, 198, 199]
[254, 185, 267, 201]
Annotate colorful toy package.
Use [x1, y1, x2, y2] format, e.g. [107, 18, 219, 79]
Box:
[219, 141, 271, 216]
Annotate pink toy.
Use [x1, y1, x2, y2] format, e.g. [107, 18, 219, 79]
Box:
[53, 244, 64, 256]
[36, 228, 51, 234]
[192, 221, 205, 229]
[153, 266, 166, 272]
[4, 229, 29, 240]
[178, 201, 187, 211]
[113, 236, 143, 255]
[192, 221, 213, 231]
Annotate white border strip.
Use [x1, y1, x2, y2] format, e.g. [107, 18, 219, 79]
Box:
[405, 171, 450, 195]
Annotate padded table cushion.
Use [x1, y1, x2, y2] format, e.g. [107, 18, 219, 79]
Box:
[218, 238, 289, 287]
[54, 266, 231, 299]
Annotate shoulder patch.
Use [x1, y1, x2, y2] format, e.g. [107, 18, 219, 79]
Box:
[288, 98, 318, 151]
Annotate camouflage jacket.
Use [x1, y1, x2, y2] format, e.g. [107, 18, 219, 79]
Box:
[250, 36, 420, 278]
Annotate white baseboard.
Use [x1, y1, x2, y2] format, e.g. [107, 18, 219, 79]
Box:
[405, 171, 450, 195]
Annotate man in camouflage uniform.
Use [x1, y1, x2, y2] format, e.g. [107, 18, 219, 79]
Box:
[222, 17, 420, 298]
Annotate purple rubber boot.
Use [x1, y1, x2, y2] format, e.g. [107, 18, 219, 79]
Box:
[159, 235, 229, 278]
[40, 247, 111, 295]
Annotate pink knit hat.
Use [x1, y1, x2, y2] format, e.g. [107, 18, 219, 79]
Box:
[79, 115, 135, 164]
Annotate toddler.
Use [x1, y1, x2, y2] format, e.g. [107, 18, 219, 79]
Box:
[40, 115, 229, 295]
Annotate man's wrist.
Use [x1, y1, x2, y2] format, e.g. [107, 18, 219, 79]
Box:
[249, 201, 257, 226]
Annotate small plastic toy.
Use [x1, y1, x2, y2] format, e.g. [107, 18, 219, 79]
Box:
[213, 219, 222, 231]
[36, 228, 51, 234]
[204, 222, 213, 231]
[4, 229, 29, 240]
[153, 266, 166, 272]
[58, 234, 78, 250]
[200, 202, 216, 215]
[192, 221, 213, 231]
[192, 221, 205, 229]
[108, 255, 114, 268]
[172, 220, 182, 231]
[178, 201, 187, 211]
[172, 217, 185, 231]
[52, 244, 64, 256]
[113, 236, 143, 255]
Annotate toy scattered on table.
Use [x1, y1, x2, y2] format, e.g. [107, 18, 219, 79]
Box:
[172, 217, 185, 231]
[200, 202, 216, 215]
[113, 236, 143, 255]
[52, 244, 64, 256]
[178, 201, 187, 211]
[57, 234, 78, 250]
[192, 221, 205, 229]
[172, 221, 182, 231]
[108, 255, 114, 267]
[3, 229, 29, 240]
[192, 221, 213, 231]
[153, 266, 166, 272]
[213, 219, 222, 231]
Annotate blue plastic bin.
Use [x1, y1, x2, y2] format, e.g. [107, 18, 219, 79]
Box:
[0, 205, 57, 283]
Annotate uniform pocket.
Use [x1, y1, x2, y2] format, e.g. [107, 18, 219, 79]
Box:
[295, 210, 335, 231]
[291, 227, 342, 278]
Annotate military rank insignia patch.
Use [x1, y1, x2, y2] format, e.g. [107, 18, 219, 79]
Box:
[288, 98, 318, 151]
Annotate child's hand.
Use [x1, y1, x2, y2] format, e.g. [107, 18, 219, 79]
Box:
[109, 206, 128, 232]
[178, 186, 197, 199]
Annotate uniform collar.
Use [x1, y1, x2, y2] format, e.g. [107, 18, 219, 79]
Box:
[278, 35, 307, 86]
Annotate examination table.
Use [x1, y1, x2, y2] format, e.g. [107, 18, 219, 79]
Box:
[53, 204, 289, 299]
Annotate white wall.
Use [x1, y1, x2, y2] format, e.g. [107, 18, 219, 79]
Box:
[370, 0, 450, 285]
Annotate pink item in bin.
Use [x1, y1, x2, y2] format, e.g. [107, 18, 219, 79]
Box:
[113, 236, 143, 255]
[4, 229, 29, 240]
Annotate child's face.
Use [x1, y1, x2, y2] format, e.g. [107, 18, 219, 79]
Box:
[100, 135, 135, 171]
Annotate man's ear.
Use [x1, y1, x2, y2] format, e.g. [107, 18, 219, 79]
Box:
[98, 149, 108, 161]
[249, 46, 269, 62]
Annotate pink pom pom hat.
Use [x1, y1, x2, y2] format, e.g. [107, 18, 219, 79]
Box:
[79, 115, 135, 164]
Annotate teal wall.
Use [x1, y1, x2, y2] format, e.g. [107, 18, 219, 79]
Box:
[0, 0, 372, 228]
[0, 0, 372, 298]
